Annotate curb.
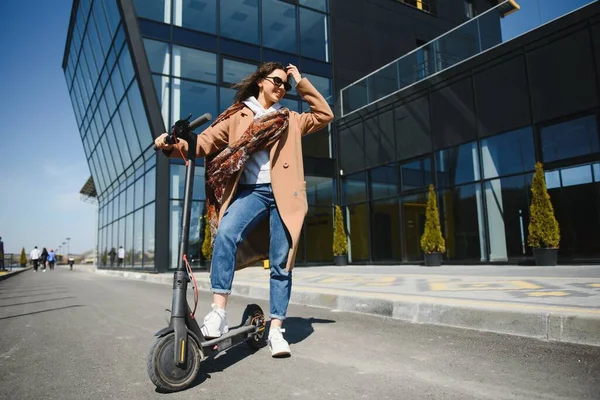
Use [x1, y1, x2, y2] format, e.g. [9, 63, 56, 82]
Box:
[94, 269, 600, 347]
[0, 267, 32, 281]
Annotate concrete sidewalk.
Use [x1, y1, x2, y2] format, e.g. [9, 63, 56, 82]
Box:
[63, 263, 600, 347]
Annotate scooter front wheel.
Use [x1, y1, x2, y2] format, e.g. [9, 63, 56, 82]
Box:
[243, 304, 267, 350]
[147, 333, 202, 392]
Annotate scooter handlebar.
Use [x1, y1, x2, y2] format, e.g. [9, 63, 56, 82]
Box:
[189, 113, 212, 130]
[153, 112, 212, 151]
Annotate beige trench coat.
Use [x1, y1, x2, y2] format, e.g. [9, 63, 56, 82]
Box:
[168, 78, 334, 271]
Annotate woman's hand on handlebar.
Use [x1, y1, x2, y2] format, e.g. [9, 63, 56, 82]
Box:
[154, 133, 175, 150]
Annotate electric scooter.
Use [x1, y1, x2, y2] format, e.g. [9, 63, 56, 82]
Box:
[147, 113, 268, 392]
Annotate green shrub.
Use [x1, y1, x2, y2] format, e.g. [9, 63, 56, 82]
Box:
[420, 184, 446, 254]
[528, 162, 560, 248]
[20, 247, 27, 266]
[333, 205, 348, 256]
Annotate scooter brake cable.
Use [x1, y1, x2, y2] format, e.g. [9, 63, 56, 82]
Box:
[183, 254, 199, 318]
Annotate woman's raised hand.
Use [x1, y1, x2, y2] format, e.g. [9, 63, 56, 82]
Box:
[286, 64, 302, 84]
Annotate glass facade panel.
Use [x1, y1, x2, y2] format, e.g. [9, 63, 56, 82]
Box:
[342, 172, 366, 204]
[371, 198, 401, 261]
[481, 127, 535, 179]
[144, 203, 156, 268]
[439, 183, 486, 262]
[306, 176, 334, 206]
[176, 0, 217, 34]
[170, 164, 205, 200]
[144, 39, 171, 75]
[118, 99, 143, 162]
[300, 0, 328, 12]
[300, 8, 328, 61]
[134, 209, 143, 266]
[118, 47, 136, 87]
[401, 158, 432, 191]
[436, 142, 480, 188]
[369, 164, 397, 200]
[401, 192, 427, 262]
[153, 74, 171, 128]
[484, 175, 532, 261]
[262, 0, 297, 53]
[348, 203, 369, 262]
[222, 59, 257, 84]
[541, 115, 599, 163]
[124, 213, 134, 267]
[127, 82, 153, 151]
[170, 200, 205, 268]
[135, 176, 144, 210]
[173, 45, 217, 83]
[220, 0, 259, 44]
[303, 73, 332, 103]
[172, 79, 217, 127]
[304, 207, 333, 263]
[220, 87, 236, 113]
[145, 167, 156, 204]
[133, 0, 171, 23]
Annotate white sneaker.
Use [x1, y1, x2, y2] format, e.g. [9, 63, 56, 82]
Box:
[200, 304, 228, 338]
[268, 326, 291, 357]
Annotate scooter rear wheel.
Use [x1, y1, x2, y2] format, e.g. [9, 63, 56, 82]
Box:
[243, 304, 267, 350]
[147, 333, 202, 392]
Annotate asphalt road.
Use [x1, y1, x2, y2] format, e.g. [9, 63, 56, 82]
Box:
[0, 269, 598, 400]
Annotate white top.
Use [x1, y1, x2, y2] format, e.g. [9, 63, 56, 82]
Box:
[30, 248, 40, 260]
[239, 96, 282, 185]
[118, 247, 125, 258]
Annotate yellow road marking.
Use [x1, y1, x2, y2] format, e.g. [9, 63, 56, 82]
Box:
[428, 280, 541, 291]
[526, 291, 569, 297]
[588, 283, 600, 288]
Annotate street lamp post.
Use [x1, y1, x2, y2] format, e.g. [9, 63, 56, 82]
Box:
[66, 237, 71, 257]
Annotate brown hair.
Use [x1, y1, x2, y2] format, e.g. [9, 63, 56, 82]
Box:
[232, 61, 288, 103]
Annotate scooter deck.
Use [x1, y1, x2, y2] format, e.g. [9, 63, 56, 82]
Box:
[200, 324, 258, 349]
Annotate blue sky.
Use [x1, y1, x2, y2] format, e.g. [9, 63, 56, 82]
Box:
[0, 0, 595, 255]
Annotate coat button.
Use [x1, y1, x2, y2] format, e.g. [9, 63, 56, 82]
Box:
[283, 162, 289, 168]
[293, 191, 298, 196]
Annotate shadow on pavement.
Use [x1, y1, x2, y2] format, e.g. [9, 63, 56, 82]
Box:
[0, 304, 84, 320]
[0, 296, 76, 308]
[160, 317, 336, 392]
[283, 317, 336, 345]
[0, 291, 70, 300]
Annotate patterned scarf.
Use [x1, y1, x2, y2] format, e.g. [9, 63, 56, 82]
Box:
[204, 103, 290, 241]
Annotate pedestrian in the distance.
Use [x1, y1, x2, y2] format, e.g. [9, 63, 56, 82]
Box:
[155, 61, 333, 357]
[47, 249, 56, 271]
[30, 246, 40, 272]
[40, 247, 48, 271]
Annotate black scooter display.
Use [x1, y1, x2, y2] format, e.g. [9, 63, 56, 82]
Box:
[148, 113, 267, 392]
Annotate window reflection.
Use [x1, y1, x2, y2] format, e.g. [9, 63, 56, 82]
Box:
[348, 203, 369, 262]
[541, 115, 599, 162]
[306, 176, 333, 206]
[134, 209, 143, 266]
[304, 207, 333, 262]
[481, 127, 535, 179]
[145, 167, 156, 204]
[484, 175, 531, 261]
[144, 203, 156, 268]
[342, 172, 366, 204]
[144, 39, 171, 75]
[220, 87, 236, 113]
[170, 200, 205, 268]
[133, 0, 171, 24]
[439, 183, 486, 262]
[300, 8, 329, 61]
[175, 0, 217, 34]
[401, 158, 431, 191]
[172, 79, 217, 128]
[371, 198, 401, 261]
[173, 45, 217, 83]
[299, 0, 328, 12]
[220, 0, 259, 44]
[222, 59, 257, 84]
[436, 142, 479, 187]
[401, 192, 427, 261]
[262, 0, 298, 53]
[369, 164, 397, 200]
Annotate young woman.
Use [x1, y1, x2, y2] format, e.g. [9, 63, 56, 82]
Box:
[155, 62, 333, 357]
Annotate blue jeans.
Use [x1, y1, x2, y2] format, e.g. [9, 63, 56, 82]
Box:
[211, 184, 292, 320]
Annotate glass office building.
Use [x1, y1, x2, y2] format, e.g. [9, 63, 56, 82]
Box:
[64, 0, 335, 271]
[336, 1, 600, 264]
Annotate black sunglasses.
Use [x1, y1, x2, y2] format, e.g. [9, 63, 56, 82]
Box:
[264, 76, 292, 91]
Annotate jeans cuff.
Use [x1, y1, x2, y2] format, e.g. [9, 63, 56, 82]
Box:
[211, 288, 232, 294]
[270, 314, 286, 320]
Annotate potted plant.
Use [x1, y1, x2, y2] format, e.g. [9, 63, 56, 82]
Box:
[20, 247, 27, 267]
[420, 184, 445, 266]
[528, 162, 560, 266]
[201, 214, 213, 272]
[333, 205, 348, 266]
